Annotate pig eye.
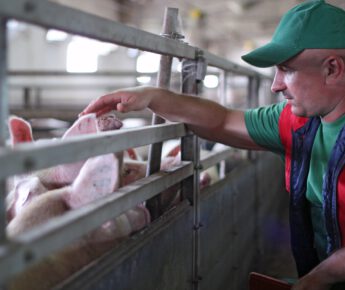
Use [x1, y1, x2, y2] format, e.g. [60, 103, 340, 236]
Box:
[123, 168, 131, 176]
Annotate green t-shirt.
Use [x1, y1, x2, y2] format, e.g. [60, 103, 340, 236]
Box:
[245, 102, 345, 260]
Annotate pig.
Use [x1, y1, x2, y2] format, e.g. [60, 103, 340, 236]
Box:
[163, 143, 219, 189]
[121, 154, 183, 214]
[6, 153, 121, 237]
[7, 152, 150, 290]
[6, 113, 123, 221]
[121, 142, 220, 216]
[6, 113, 151, 290]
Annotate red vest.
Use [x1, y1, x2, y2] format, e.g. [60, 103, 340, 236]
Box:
[278, 104, 345, 276]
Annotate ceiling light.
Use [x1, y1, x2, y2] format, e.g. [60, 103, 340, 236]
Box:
[204, 75, 219, 89]
[46, 29, 68, 42]
[136, 52, 160, 73]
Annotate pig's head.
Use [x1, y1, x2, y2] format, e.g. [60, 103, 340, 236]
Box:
[121, 160, 147, 186]
[6, 176, 48, 222]
[160, 154, 182, 171]
[124, 148, 142, 161]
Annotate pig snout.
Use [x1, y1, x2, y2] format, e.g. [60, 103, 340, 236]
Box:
[97, 111, 123, 131]
[6, 176, 48, 222]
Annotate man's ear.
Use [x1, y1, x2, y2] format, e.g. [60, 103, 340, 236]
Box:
[324, 55, 345, 85]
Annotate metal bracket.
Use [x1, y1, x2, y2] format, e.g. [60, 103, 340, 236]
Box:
[196, 50, 207, 82]
[193, 223, 203, 231]
[161, 32, 185, 41]
[194, 164, 203, 171]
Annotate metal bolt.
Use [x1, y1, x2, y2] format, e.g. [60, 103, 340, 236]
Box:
[194, 164, 203, 170]
[193, 223, 203, 230]
[24, 250, 34, 263]
[191, 275, 202, 284]
[24, 158, 35, 171]
[24, 1, 36, 13]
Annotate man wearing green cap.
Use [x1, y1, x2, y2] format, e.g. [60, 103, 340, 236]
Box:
[81, 0, 345, 289]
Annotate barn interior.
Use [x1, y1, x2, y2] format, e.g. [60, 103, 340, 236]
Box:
[1, 1, 342, 290]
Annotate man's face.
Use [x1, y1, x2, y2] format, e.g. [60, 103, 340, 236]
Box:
[270, 50, 337, 120]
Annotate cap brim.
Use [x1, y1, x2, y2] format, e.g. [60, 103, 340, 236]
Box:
[241, 42, 302, 68]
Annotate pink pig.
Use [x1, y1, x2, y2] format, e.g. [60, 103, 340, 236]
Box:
[7, 152, 150, 290]
[6, 113, 151, 290]
[6, 113, 123, 221]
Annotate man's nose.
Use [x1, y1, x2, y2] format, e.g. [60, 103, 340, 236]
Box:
[271, 72, 286, 93]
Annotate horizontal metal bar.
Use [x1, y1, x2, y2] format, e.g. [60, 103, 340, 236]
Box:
[0, 1, 269, 79]
[0, 123, 187, 179]
[9, 108, 152, 124]
[204, 51, 272, 80]
[0, 161, 194, 283]
[9, 84, 138, 90]
[8, 70, 157, 77]
[7, 69, 250, 78]
[0, 0, 195, 60]
[200, 147, 234, 170]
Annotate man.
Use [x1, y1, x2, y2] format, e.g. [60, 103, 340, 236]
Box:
[81, 1, 345, 289]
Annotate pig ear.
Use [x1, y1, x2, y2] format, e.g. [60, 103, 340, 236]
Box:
[8, 116, 34, 146]
[62, 114, 98, 139]
[199, 172, 211, 189]
[125, 148, 139, 160]
[167, 145, 181, 157]
[65, 153, 121, 209]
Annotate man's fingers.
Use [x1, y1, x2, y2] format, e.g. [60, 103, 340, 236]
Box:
[79, 87, 147, 117]
[80, 94, 120, 116]
[95, 106, 115, 117]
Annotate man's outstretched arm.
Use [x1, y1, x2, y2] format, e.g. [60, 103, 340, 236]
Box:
[80, 86, 263, 150]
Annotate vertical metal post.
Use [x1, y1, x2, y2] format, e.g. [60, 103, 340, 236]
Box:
[247, 75, 262, 274]
[219, 70, 227, 107]
[24, 87, 31, 109]
[218, 71, 227, 179]
[247, 75, 260, 109]
[267, 79, 276, 104]
[181, 51, 206, 290]
[246, 76, 260, 160]
[0, 17, 8, 244]
[146, 7, 181, 220]
[0, 17, 8, 290]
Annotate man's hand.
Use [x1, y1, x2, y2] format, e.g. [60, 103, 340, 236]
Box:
[291, 247, 345, 290]
[292, 272, 331, 290]
[80, 86, 157, 117]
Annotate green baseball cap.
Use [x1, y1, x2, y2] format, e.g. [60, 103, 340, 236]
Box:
[241, 0, 345, 68]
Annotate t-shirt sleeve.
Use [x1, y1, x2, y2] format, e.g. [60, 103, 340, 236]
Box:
[244, 101, 286, 155]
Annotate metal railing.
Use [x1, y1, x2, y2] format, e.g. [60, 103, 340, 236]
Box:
[0, 0, 273, 287]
